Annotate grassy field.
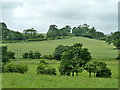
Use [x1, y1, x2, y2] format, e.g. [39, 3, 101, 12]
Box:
[2, 37, 119, 88]
[2, 59, 118, 88]
[3, 37, 118, 58]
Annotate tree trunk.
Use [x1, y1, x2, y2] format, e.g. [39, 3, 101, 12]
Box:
[72, 72, 74, 76]
[76, 72, 78, 76]
[118, 49, 120, 59]
[89, 72, 91, 77]
[94, 72, 95, 77]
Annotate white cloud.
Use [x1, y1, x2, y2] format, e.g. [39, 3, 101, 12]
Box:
[1, 0, 119, 34]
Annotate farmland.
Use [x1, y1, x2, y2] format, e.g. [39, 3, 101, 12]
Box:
[2, 36, 118, 88]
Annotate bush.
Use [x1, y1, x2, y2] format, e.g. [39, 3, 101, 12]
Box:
[7, 51, 15, 59]
[42, 54, 54, 60]
[96, 67, 112, 78]
[40, 60, 47, 64]
[22, 52, 29, 59]
[3, 63, 28, 74]
[34, 51, 41, 59]
[37, 63, 56, 75]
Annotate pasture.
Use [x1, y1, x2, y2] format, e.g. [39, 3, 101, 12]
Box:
[3, 37, 118, 58]
[2, 36, 119, 88]
[2, 59, 118, 88]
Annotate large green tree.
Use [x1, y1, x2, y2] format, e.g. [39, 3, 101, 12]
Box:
[59, 43, 91, 76]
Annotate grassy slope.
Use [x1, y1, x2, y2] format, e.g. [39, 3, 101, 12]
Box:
[3, 37, 117, 58]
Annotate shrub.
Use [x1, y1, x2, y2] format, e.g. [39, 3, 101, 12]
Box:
[42, 54, 54, 60]
[40, 60, 47, 64]
[96, 67, 112, 78]
[37, 63, 56, 75]
[34, 51, 41, 59]
[3, 63, 28, 74]
[22, 52, 29, 59]
[7, 51, 15, 59]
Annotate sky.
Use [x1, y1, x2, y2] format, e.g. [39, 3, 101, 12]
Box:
[0, 0, 119, 34]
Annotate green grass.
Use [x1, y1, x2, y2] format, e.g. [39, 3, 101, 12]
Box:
[2, 37, 118, 88]
[3, 37, 118, 58]
[2, 59, 118, 88]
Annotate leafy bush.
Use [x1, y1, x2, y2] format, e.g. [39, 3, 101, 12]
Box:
[34, 51, 41, 59]
[37, 63, 56, 75]
[42, 54, 54, 60]
[96, 67, 112, 78]
[7, 51, 15, 59]
[22, 52, 29, 59]
[3, 63, 28, 74]
[40, 60, 47, 64]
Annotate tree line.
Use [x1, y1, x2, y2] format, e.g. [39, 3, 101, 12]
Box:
[1, 22, 106, 42]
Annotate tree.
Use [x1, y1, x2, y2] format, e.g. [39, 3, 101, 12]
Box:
[34, 51, 41, 59]
[23, 28, 37, 39]
[53, 45, 68, 60]
[46, 25, 58, 38]
[58, 25, 71, 36]
[106, 31, 120, 59]
[7, 51, 15, 59]
[2, 46, 10, 63]
[22, 52, 29, 59]
[28, 51, 34, 59]
[59, 43, 91, 76]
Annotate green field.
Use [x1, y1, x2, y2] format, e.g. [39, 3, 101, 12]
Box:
[2, 37, 119, 88]
[3, 37, 118, 58]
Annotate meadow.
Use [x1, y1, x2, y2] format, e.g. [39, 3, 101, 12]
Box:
[2, 36, 119, 88]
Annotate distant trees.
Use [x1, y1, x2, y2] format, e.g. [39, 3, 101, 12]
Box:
[46, 25, 71, 38]
[72, 24, 105, 40]
[23, 28, 38, 39]
[106, 31, 120, 59]
[1, 22, 24, 41]
[59, 43, 91, 76]
[22, 51, 42, 59]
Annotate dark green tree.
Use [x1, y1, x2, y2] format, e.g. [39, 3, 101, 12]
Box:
[34, 51, 41, 59]
[59, 43, 91, 76]
[22, 52, 29, 59]
[53, 45, 68, 60]
[7, 51, 15, 59]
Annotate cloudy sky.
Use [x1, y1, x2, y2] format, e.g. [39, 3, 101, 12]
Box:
[0, 0, 119, 34]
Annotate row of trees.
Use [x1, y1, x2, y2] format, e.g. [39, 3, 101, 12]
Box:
[72, 24, 105, 40]
[1, 22, 45, 41]
[22, 51, 42, 59]
[46, 24, 106, 40]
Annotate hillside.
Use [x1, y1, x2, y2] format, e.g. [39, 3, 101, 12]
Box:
[3, 36, 117, 58]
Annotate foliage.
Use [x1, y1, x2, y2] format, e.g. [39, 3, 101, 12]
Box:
[22, 51, 42, 59]
[7, 51, 15, 59]
[37, 63, 56, 75]
[59, 43, 91, 76]
[106, 31, 120, 59]
[53, 45, 68, 60]
[85, 61, 112, 78]
[34, 51, 41, 59]
[2, 46, 10, 63]
[3, 63, 28, 74]
[40, 60, 47, 64]
[42, 54, 54, 60]
[72, 24, 105, 40]
[22, 52, 29, 59]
